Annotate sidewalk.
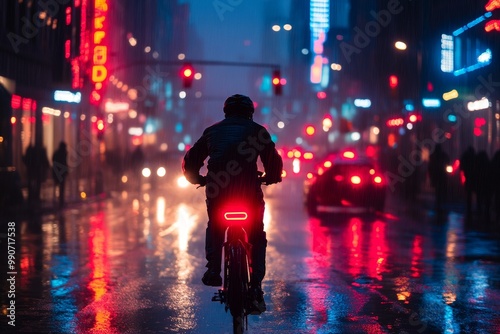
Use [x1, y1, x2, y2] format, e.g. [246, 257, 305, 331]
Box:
[388, 176, 467, 218]
[1, 175, 111, 221]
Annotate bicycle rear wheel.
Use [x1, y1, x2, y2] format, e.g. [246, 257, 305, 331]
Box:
[226, 241, 249, 333]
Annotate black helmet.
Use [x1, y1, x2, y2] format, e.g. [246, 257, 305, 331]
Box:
[223, 94, 254, 118]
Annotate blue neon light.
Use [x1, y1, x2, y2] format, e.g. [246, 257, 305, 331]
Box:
[422, 98, 441, 108]
[453, 12, 492, 36]
[453, 49, 492, 76]
[310, 0, 330, 35]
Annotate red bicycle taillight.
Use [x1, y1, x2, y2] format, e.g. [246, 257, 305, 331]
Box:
[224, 212, 248, 221]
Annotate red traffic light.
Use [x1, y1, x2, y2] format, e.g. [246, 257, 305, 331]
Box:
[272, 70, 282, 95]
[183, 68, 193, 78]
[389, 75, 398, 89]
[180, 63, 194, 88]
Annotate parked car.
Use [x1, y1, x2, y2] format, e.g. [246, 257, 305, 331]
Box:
[304, 150, 387, 215]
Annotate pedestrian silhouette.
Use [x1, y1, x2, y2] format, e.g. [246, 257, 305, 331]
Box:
[23, 144, 50, 203]
[428, 144, 450, 212]
[491, 149, 500, 223]
[460, 146, 476, 217]
[130, 145, 145, 190]
[475, 150, 492, 221]
[52, 141, 69, 208]
[130, 145, 145, 174]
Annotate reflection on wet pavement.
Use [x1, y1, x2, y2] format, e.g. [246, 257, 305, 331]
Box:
[2, 179, 499, 333]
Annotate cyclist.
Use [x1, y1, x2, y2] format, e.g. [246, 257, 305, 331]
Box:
[182, 94, 283, 314]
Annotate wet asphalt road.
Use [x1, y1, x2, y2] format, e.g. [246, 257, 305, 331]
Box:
[1, 177, 500, 334]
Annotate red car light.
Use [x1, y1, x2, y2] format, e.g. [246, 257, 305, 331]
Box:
[342, 151, 356, 159]
[334, 174, 344, 182]
[374, 176, 383, 184]
[350, 175, 361, 184]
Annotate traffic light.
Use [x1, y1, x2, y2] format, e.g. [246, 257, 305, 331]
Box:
[96, 118, 105, 140]
[305, 125, 315, 136]
[389, 75, 398, 89]
[180, 63, 194, 88]
[272, 70, 282, 95]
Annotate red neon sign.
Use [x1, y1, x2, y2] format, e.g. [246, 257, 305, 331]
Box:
[11, 95, 21, 109]
[90, 0, 109, 104]
[22, 98, 32, 111]
[71, 59, 81, 89]
[80, 0, 89, 63]
[485, 0, 500, 11]
[485, 20, 500, 32]
[65, 39, 71, 59]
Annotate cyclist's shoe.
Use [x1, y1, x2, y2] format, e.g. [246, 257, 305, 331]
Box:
[202, 269, 222, 286]
[247, 286, 266, 315]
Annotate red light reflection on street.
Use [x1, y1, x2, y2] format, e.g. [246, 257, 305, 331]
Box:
[411, 235, 423, 278]
[308, 218, 331, 267]
[367, 221, 388, 280]
[346, 218, 363, 277]
[87, 212, 115, 333]
[305, 218, 331, 330]
[20, 245, 35, 289]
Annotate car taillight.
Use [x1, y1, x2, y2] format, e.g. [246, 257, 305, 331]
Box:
[350, 175, 361, 184]
[373, 176, 383, 184]
[334, 174, 344, 182]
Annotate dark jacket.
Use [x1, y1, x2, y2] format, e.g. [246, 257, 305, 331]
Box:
[182, 115, 283, 201]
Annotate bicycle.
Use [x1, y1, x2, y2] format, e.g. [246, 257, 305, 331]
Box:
[211, 207, 252, 333]
[208, 174, 269, 334]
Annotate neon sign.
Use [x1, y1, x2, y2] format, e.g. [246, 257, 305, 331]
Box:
[485, 0, 500, 11]
[440, 34, 453, 73]
[90, 0, 108, 104]
[485, 20, 500, 32]
[444, 8, 494, 76]
[309, 0, 330, 85]
[92, 0, 108, 84]
[54, 90, 82, 103]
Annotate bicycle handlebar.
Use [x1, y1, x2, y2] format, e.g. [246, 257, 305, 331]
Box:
[195, 171, 272, 188]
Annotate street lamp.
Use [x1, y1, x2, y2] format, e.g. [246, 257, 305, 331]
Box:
[395, 41, 407, 51]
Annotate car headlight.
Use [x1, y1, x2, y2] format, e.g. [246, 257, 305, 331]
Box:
[142, 167, 151, 178]
[156, 167, 166, 177]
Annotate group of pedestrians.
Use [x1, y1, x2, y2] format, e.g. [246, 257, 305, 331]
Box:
[23, 141, 68, 208]
[459, 146, 500, 222]
[427, 144, 500, 223]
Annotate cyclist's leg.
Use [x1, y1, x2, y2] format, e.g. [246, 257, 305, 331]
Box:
[249, 200, 267, 284]
[247, 200, 267, 314]
[203, 201, 224, 286]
